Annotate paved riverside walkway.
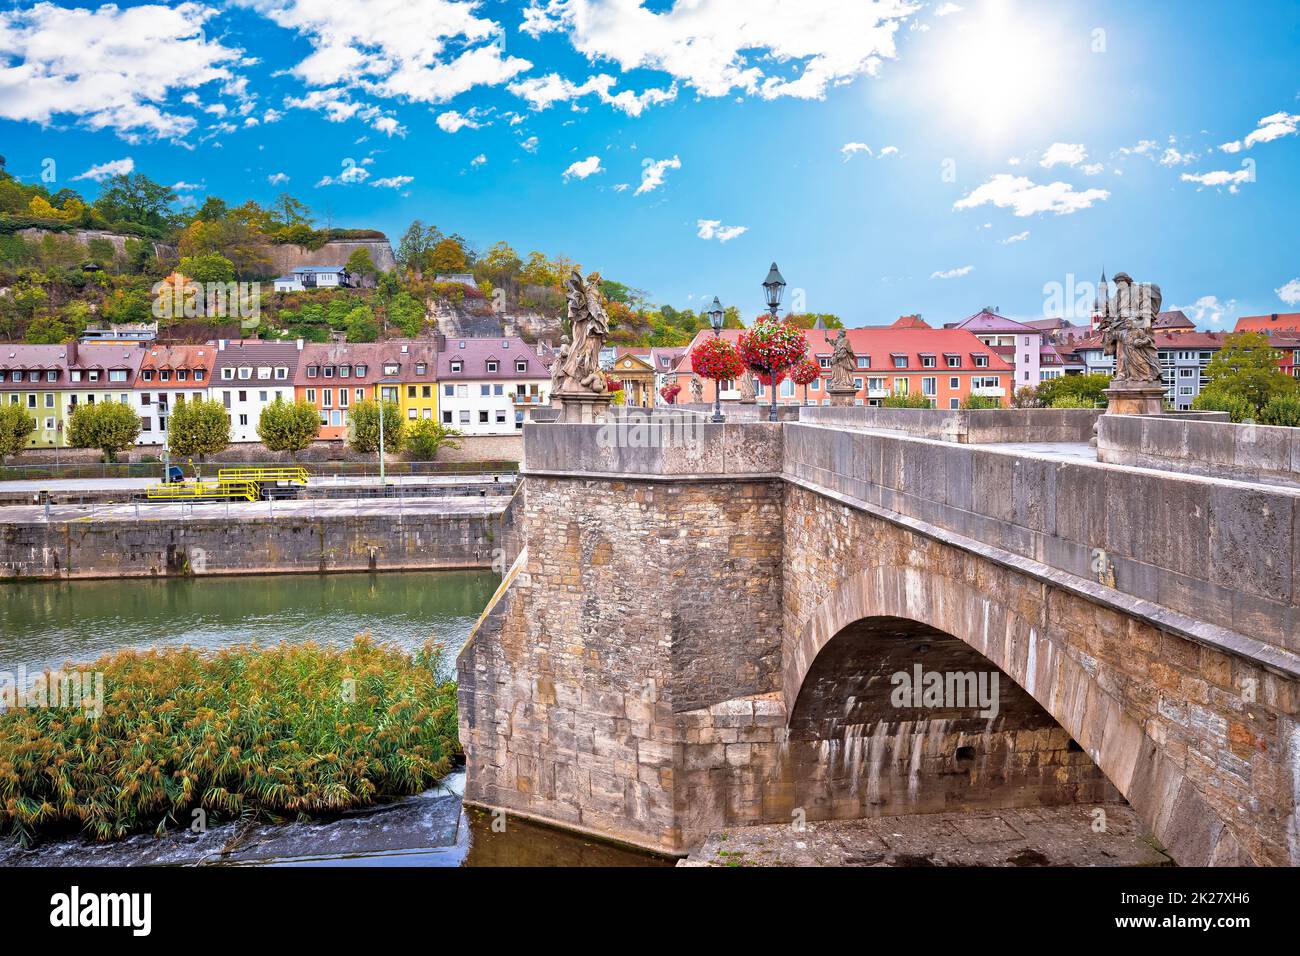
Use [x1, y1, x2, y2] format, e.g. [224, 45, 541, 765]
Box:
[0, 494, 505, 524]
[0, 472, 516, 494]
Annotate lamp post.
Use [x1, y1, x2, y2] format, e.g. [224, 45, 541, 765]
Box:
[377, 378, 399, 484]
[761, 262, 786, 423]
[707, 296, 726, 423]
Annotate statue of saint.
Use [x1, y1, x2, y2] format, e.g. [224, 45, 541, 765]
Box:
[550, 334, 572, 395]
[737, 370, 757, 403]
[1101, 273, 1162, 385]
[557, 269, 609, 393]
[825, 328, 857, 389]
[689, 374, 703, 404]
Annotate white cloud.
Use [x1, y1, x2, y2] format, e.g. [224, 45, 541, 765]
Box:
[696, 219, 747, 242]
[267, 172, 290, 185]
[1159, 147, 1196, 166]
[1039, 142, 1087, 168]
[1171, 295, 1235, 327]
[521, 0, 917, 102]
[954, 174, 1110, 217]
[316, 158, 370, 186]
[371, 175, 413, 188]
[282, 88, 406, 136]
[1080, 162, 1104, 176]
[520, 136, 539, 153]
[171, 180, 203, 191]
[234, 0, 531, 106]
[934, 3, 963, 15]
[71, 157, 135, 182]
[841, 142, 872, 161]
[436, 108, 489, 133]
[1220, 111, 1299, 153]
[1274, 279, 1300, 306]
[563, 155, 603, 181]
[1119, 139, 1158, 157]
[930, 265, 973, 279]
[470, 153, 486, 167]
[877, 145, 899, 157]
[636, 155, 681, 194]
[508, 72, 677, 117]
[612, 183, 629, 192]
[0, 2, 244, 141]
[1180, 168, 1252, 191]
[1000, 230, 1029, 244]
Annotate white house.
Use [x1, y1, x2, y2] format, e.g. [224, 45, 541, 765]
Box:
[210, 340, 303, 442]
[273, 266, 352, 293]
[437, 336, 550, 435]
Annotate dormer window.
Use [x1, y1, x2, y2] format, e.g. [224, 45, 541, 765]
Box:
[195, 370, 205, 381]
[945, 354, 961, 368]
[415, 363, 427, 375]
[177, 369, 188, 381]
[142, 370, 155, 382]
[501, 340, 509, 349]
[516, 360, 527, 373]
[238, 367, 252, 379]
[339, 366, 350, 378]
[486, 360, 498, 373]
[450, 360, 463, 373]
[891, 354, 907, 369]
[383, 363, 399, 375]
[275, 367, 288, 380]
[856, 356, 871, 369]
[355, 364, 367, 377]
[973, 354, 989, 367]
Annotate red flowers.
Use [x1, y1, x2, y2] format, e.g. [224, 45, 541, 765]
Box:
[738, 317, 808, 379]
[790, 357, 821, 386]
[691, 336, 745, 381]
[660, 383, 682, 403]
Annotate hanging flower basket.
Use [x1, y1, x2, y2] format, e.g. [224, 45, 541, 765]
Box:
[691, 337, 746, 381]
[738, 317, 808, 378]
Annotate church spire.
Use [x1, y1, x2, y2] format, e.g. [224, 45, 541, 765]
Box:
[1092, 267, 1108, 328]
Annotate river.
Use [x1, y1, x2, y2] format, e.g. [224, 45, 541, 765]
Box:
[0, 571, 670, 868]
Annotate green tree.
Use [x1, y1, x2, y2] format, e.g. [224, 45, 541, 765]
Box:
[256, 397, 321, 457]
[103, 288, 154, 325]
[962, 394, 1003, 409]
[345, 304, 379, 342]
[389, 291, 425, 337]
[346, 399, 404, 454]
[1195, 331, 1297, 413]
[427, 237, 468, 275]
[345, 247, 377, 284]
[396, 220, 443, 271]
[93, 173, 176, 232]
[1037, 373, 1111, 408]
[1259, 394, 1300, 427]
[178, 253, 235, 284]
[882, 393, 933, 408]
[167, 397, 231, 460]
[404, 419, 462, 460]
[24, 313, 70, 344]
[268, 193, 312, 229]
[0, 403, 36, 463]
[68, 400, 141, 462]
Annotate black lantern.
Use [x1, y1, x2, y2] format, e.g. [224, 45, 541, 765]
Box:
[762, 262, 786, 317]
[707, 296, 725, 332]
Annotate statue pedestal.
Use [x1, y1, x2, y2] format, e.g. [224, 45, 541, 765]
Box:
[555, 390, 615, 423]
[1104, 382, 1166, 417]
[827, 385, 859, 407]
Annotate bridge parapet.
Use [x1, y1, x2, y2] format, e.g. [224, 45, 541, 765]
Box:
[800, 405, 1101, 443]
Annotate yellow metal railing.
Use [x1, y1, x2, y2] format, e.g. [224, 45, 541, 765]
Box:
[145, 480, 258, 502]
[216, 466, 309, 484]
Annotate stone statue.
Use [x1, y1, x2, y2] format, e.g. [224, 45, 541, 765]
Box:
[556, 269, 609, 393]
[1100, 272, 1162, 385]
[550, 334, 572, 396]
[825, 328, 857, 390]
[737, 369, 757, 403]
[689, 373, 703, 404]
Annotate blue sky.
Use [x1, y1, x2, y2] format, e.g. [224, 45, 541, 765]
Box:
[2, 0, 1298, 327]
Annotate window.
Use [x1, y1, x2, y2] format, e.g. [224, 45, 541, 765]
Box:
[238, 367, 252, 380]
[818, 357, 831, 369]
[384, 363, 399, 375]
[480, 384, 491, 397]
[339, 366, 350, 378]
[323, 366, 334, 378]
[27, 395, 36, 408]
[257, 367, 271, 380]
[355, 364, 367, 377]
[949, 398, 960, 409]
[856, 356, 871, 369]
[331, 410, 342, 426]
[921, 355, 936, 368]
[457, 385, 468, 398]
[110, 370, 129, 383]
[159, 370, 171, 382]
[479, 410, 489, 423]
[495, 410, 507, 424]
[408, 385, 416, 398]
[222, 391, 232, 409]
[973, 355, 989, 368]
[459, 410, 470, 425]
[71, 370, 83, 382]
[177, 370, 188, 382]
[893, 377, 908, 395]
[450, 360, 462, 373]
[259, 390, 268, 402]
[486, 360, 499, 373]
[422, 385, 432, 398]
[892, 354, 907, 369]
[221, 368, 234, 380]
[238, 390, 247, 402]
[275, 367, 288, 380]
[322, 389, 332, 408]
[339, 390, 349, 408]
[307, 366, 318, 378]
[949, 377, 960, 389]
[45, 417, 55, 430]
[415, 363, 427, 375]
[239, 414, 248, 426]
[922, 377, 936, 396]
[44, 393, 54, 408]
[946, 355, 961, 368]
[306, 388, 316, 403]
[492, 384, 503, 396]
[408, 408, 417, 419]
[141, 393, 152, 405]
[141, 418, 151, 431]
[516, 360, 528, 373]
[444, 384, 454, 397]
[442, 411, 452, 424]
[142, 370, 155, 382]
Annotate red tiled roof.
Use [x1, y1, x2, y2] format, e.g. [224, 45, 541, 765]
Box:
[139, 344, 216, 374]
[437, 336, 548, 379]
[1235, 312, 1300, 333]
[890, 315, 931, 329]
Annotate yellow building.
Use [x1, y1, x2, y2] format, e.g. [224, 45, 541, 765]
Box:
[379, 343, 439, 424]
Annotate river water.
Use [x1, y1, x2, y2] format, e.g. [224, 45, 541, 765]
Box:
[0, 571, 669, 868]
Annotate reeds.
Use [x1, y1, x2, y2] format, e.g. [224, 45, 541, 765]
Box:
[0, 636, 458, 845]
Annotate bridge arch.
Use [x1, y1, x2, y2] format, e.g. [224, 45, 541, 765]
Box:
[783, 561, 1252, 866]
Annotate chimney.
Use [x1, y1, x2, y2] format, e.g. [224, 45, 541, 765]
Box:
[66, 340, 78, 365]
[436, 333, 447, 353]
[218, 339, 227, 351]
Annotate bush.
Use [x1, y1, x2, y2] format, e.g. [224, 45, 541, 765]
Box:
[961, 394, 1002, 409]
[882, 393, 932, 408]
[1192, 389, 1257, 423]
[404, 419, 462, 460]
[257, 396, 320, 456]
[0, 638, 458, 845]
[1259, 394, 1300, 428]
[1049, 395, 1098, 409]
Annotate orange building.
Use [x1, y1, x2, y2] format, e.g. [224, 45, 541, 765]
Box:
[294, 342, 385, 440]
[677, 326, 1013, 409]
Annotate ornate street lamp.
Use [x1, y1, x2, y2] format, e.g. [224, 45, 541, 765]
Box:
[707, 296, 725, 423]
[761, 262, 786, 422]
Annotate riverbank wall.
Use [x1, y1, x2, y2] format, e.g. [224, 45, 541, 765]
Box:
[0, 505, 510, 580]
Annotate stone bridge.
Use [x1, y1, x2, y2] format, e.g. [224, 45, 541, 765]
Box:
[457, 408, 1300, 865]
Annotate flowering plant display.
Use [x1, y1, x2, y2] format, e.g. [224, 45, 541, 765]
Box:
[790, 357, 821, 387]
[659, 383, 682, 403]
[691, 336, 745, 381]
[738, 316, 808, 378]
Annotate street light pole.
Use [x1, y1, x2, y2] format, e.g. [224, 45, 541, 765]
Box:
[762, 262, 787, 423]
[707, 296, 725, 424]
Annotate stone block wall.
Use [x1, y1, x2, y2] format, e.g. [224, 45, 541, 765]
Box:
[799, 406, 1101, 443]
[1098, 413, 1300, 484]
